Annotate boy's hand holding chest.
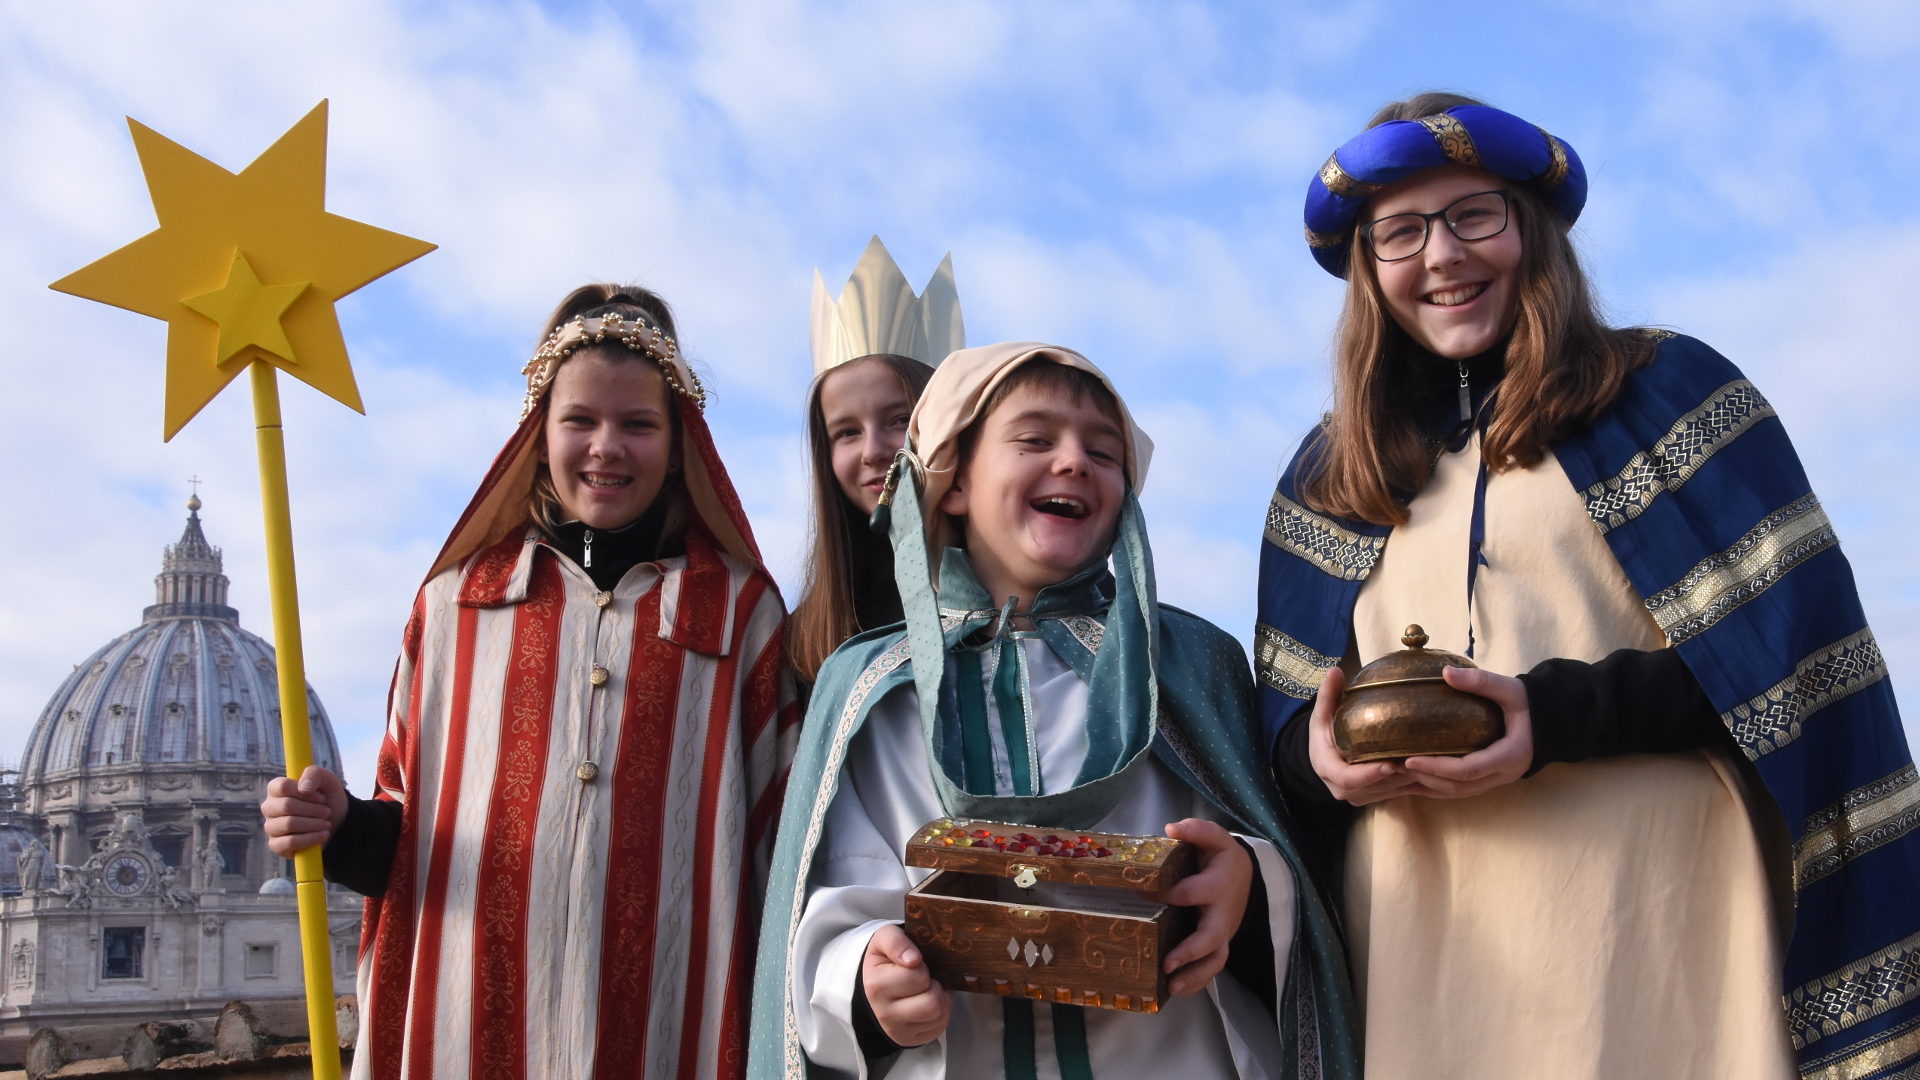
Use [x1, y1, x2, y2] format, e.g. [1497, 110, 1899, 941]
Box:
[863, 925, 951, 1047]
[1150, 818, 1251, 996]
[860, 816, 1251, 1047]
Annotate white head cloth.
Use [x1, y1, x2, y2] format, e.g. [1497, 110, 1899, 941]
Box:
[903, 341, 1154, 548]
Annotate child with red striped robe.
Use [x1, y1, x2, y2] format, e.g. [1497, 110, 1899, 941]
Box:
[262, 284, 799, 1079]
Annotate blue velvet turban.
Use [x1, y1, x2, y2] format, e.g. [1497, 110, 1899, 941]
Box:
[1304, 104, 1587, 277]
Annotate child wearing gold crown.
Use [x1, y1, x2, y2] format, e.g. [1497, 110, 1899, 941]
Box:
[788, 238, 960, 684]
[751, 344, 1358, 1079]
[262, 284, 798, 1079]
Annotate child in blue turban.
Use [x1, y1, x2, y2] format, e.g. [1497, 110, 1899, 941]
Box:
[1260, 92, 1918, 1080]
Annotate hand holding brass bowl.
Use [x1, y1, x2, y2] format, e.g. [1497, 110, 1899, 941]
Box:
[1332, 625, 1505, 763]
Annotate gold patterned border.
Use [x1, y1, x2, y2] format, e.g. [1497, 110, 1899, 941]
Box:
[1800, 1006, 1920, 1079]
[1317, 152, 1382, 200]
[1646, 493, 1836, 646]
[1255, 623, 1338, 700]
[1798, 764, 1920, 889]
[1304, 224, 1347, 249]
[1057, 614, 1105, 655]
[1724, 628, 1886, 761]
[1539, 129, 1569, 188]
[1264, 491, 1385, 582]
[1584, 379, 1776, 534]
[1787, 929, 1920, 1049]
[1416, 114, 1481, 166]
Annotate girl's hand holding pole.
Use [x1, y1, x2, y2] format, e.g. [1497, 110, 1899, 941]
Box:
[260, 764, 349, 855]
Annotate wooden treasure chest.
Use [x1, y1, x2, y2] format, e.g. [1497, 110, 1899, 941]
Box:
[902, 817, 1198, 1014]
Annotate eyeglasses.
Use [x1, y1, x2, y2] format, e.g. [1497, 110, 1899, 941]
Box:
[1360, 190, 1511, 263]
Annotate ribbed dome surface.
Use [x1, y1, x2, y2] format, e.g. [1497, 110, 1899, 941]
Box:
[17, 501, 340, 801]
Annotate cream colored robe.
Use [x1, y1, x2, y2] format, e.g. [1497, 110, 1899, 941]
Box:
[1345, 434, 1796, 1080]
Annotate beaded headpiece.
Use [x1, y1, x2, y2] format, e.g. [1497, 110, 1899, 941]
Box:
[427, 309, 758, 583]
[1304, 104, 1587, 278]
[521, 312, 706, 420]
[809, 236, 964, 375]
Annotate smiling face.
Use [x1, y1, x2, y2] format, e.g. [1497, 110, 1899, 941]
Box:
[818, 357, 915, 515]
[540, 350, 676, 529]
[1366, 164, 1524, 360]
[938, 377, 1127, 609]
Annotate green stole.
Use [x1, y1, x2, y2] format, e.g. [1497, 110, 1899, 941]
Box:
[886, 470, 1160, 1080]
[923, 553, 1137, 1080]
[887, 471, 1161, 832]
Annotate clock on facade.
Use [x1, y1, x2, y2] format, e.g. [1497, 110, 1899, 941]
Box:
[103, 852, 151, 896]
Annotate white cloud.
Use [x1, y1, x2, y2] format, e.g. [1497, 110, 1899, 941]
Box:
[4, 1, 1917, 777]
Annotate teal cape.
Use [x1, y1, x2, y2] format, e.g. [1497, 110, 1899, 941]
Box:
[748, 529, 1361, 1079]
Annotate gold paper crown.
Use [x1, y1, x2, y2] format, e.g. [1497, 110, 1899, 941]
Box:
[809, 236, 964, 376]
[521, 313, 705, 420]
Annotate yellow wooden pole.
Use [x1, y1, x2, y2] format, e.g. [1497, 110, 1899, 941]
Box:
[250, 361, 342, 1079]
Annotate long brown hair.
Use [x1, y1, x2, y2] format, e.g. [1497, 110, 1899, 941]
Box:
[788, 354, 934, 682]
[1299, 93, 1654, 526]
[527, 283, 690, 546]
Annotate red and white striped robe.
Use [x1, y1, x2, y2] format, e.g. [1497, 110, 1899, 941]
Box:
[354, 527, 798, 1080]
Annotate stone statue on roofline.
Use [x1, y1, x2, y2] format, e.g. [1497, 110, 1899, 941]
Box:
[15, 838, 46, 895]
[195, 836, 226, 891]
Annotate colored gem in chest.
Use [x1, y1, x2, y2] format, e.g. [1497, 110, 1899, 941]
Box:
[925, 820, 1131, 859]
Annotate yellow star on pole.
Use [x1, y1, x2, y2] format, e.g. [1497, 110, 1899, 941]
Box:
[49, 100, 435, 439]
[182, 250, 309, 367]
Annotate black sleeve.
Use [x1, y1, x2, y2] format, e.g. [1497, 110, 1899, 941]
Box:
[1269, 705, 1359, 901]
[1222, 839, 1277, 1015]
[1272, 704, 1338, 807]
[852, 960, 908, 1060]
[1519, 647, 1727, 772]
[321, 794, 402, 898]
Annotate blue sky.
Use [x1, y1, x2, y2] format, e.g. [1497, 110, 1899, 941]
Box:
[3, 1, 1916, 782]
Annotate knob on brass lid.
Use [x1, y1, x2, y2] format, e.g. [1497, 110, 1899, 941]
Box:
[1344, 624, 1476, 692]
[1332, 623, 1504, 763]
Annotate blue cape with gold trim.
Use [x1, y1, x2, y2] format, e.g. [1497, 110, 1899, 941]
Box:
[1255, 332, 1920, 1079]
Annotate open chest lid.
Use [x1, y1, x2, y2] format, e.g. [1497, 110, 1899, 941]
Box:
[904, 817, 1197, 893]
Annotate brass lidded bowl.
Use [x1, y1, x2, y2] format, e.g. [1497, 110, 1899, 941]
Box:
[1332, 625, 1504, 763]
